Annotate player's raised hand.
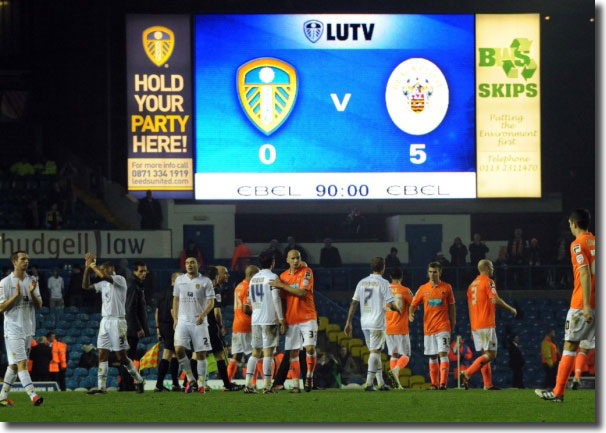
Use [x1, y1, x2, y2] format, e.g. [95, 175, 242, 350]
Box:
[29, 278, 37, 294]
[511, 307, 517, 317]
[15, 281, 21, 297]
[85, 252, 95, 268]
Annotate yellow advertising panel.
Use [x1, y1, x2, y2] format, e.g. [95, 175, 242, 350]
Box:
[476, 14, 541, 197]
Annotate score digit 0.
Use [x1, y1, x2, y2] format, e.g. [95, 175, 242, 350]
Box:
[259, 144, 276, 165]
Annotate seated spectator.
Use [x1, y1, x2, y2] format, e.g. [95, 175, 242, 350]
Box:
[30, 336, 52, 382]
[285, 236, 307, 262]
[449, 237, 468, 266]
[385, 247, 401, 270]
[45, 202, 63, 229]
[469, 233, 489, 266]
[313, 349, 339, 388]
[336, 346, 363, 385]
[320, 238, 342, 268]
[180, 240, 204, 270]
[78, 345, 99, 369]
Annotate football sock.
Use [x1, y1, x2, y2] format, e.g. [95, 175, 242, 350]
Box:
[17, 370, 38, 401]
[255, 359, 263, 384]
[124, 358, 143, 383]
[465, 354, 490, 378]
[197, 358, 207, 387]
[429, 358, 439, 386]
[481, 362, 493, 388]
[390, 358, 398, 370]
[178, 356, 196, 383]
[306, 353, 317, 378]
[554, 351, 576, 396]
[375, 356, 385, 386]
[98, 361, 108, 390]
[156, 359, 169, 388]
[439, 356, 449, 386]
[0, 367, 17, 400]
[289, 358, 301, 388]
[396, 354, 410, 370]
[217, 359, 230, 386]
[245, 356, 258, 387]
[263, 357, 273, 389]
[367, 352, 380, 386]
[227, 359, 238, 381]
[191, 359, 199, 380]
[574, 352, 587, 379]
[170, 358, 180, 386]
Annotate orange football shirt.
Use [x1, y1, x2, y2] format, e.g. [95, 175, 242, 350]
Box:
[467, 275, 497, 331]
[386, 282, 413, 335]
[279, 266, 317, 325]
[411, 281, 455, 335]
[232, 280, 252, 333]
[570, 232, 596, 309]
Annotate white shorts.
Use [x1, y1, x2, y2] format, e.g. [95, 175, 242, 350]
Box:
[386, 334, 411, 357]
[564, 308, 595, 343]
[5, 335, 33, 365]
[423, 332, 450, 355]
[285, 320, 318, 351]
[231, 332, 252, 355]
[579, 337, 595, 350]
[471, 327, 498, 352]
[174, 321, 212, 352]
[97, 317, 129, 352]
[251, 324, 279, 349]
[363, 329, 386, 351]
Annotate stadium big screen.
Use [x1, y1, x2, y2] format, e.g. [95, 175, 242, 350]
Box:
[126, 14, 541, 200]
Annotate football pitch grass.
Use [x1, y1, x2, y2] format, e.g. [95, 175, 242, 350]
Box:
[0, 388, 595, 423]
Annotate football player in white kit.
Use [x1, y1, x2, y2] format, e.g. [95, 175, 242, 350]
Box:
[244, 251, 285, 394]
[344, 257, 402, 391]
[173, 256, 215, 393]
[0, 251, 44, 407]
[82, 253, 145, 394]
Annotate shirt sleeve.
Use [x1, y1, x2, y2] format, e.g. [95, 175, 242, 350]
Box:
[487, 279, 498, 299]
[411, 287, 422, 306]
[352, 282, 361, 301]
[447, 285, 455, 304]
[383, 281, 394, 304]
[172, 284, 180, 297]
[0, 280, 8, 304]
[93, 282, 103, 293]
[204, 281, 215, 300]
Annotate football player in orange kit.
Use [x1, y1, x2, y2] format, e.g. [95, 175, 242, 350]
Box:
[459, 259, 516, 390]
[536, 208, 595, 402]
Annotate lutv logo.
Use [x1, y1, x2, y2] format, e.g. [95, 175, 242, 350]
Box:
[303, 20, 375, 43]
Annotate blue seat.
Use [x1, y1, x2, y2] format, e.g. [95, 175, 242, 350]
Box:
[68, 360, 78, 369]
[76, 336, 92, 344]
[54, 328, 67, 338]
[65, 306, 79, 314]
[36, 328, 48, 337]
[108, 367, 119, 377]
[39, 307, 50, 314]
[74, 367, 88, 377]
[88, 368, 98, 377]
[83, 328, 97, 337]
[91, 313, 102, 321]
[65, 369, 74, 377]
[68, 351, 80, 361]
[89, 321, 99, 329]
[107, 377, 119, 388]
[72, 343, 83, 353]
[62, 336, 76, 344]
[79, 377, 95, 389]
[76, 313, 89, 321]
[66, 328, 81, 337]
[72, 320, 84, 329]
[63, 313, 76, 321]
[66, 378, 79, 390]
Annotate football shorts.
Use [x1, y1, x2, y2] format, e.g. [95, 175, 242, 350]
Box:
[471, 327, 498, 352]
[97, 317, 129, 352]
[362, 329, 386, 351]
[579, 337, 595, 350]
[231, 332, 252, 355]
[423, 331, 450, 355]
[251, 324, 279, 349]
[158, 322, 175, 352]
[285, 320, 318, 351]
[5, 335, 33, 365]
[174, 321, 212, 353]
[385, 333, 411, 356]
[564, 308, 595, 343]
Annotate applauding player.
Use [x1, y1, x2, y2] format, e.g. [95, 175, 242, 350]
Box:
[0, 251, 44, 407]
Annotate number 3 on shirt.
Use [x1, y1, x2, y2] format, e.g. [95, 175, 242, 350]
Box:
[471, 286, 477, 305]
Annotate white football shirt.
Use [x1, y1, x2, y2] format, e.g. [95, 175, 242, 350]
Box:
[94, 274, 128, 318]
[352, 274, 394, 330]
[173, 273, 214, 324]
[48, 275, 64, 299]
[0, 272, 41, 338]
[249, 269, 280, 325]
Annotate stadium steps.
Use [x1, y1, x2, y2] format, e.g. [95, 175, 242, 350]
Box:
[73, 183, 133, 229]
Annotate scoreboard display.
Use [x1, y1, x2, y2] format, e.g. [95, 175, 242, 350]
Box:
[126, 14, 541, 200]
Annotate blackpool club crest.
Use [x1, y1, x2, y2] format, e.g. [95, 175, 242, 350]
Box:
[142, 26, 175, 67]
[303, 20, 324, 43]
[385, 58, 449, 136]
[237, 58, 298, 135]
